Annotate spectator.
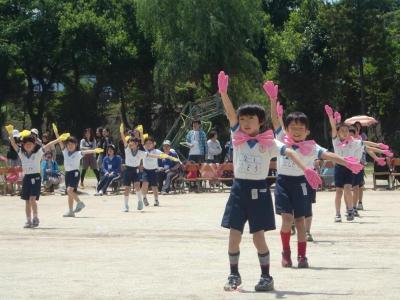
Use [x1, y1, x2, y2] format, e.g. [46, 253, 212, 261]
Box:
[41, 151, 62, 192]
[158, 140, 180, 195]
[31, 128, 42, 145]
[80, 128, 100, 187]
[206, 131, 222, 163]
[95, 127, 104, 169]
[95, 144, 122, 196]
[41, 132, 56, 159]
[186, 119, 207, 163]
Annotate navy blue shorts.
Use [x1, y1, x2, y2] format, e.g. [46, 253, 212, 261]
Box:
[21, 173, 41, 201]
[352, 169, 365, 187]
[65, 170, 80, 192]
[142, 169, 158, 186]
[221, 179, 275, 234]
[275, 175, 313, 219]
[123, 166, 140, 186]
[334, 164, 353, 188]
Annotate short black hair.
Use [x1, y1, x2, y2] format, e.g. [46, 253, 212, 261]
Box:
[336, 122, 349, 131]
[349, 126, 356, 134]
[208, 131, 217, 139]
[66, 136, 78, 144]
[284, 112, 309, 129]
[144, 137, 155, 143]
[22, 135, 36, 144]
[236, 104, 266, 130]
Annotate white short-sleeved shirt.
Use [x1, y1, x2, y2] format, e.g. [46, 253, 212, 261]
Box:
[189, 131, 201, 155]
[231, 124, 286, 180]
[63, 149, 83, 171]
[275, 127, 327, 176]
[332, 137, 363, 159]
[125, 147, 147, 167]
[143, 149, 162, 170]
[18, 147, 45, 175]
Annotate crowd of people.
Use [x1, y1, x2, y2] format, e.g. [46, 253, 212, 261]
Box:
[1, 70, 396, 293]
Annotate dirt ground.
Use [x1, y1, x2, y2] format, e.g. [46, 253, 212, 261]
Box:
[1, 179, 400, 300]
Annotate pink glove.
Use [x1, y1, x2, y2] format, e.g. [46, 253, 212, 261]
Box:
[344, 156, 364, 174]
[375, 157, 386, 166]
[378, 143, 389, 150]
[304, 168, 322, 190]
[334, 111, 341, 123]
[276, 101, 283, 118]
[383, 150, 393, 157]
[263, 80, 278, 101]
[324, 105, 334, 118]
[218, 71, 229, 94]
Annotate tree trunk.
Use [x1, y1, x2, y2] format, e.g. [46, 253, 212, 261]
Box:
[119, 90, 130, 128]
[359, 56, 365, 114]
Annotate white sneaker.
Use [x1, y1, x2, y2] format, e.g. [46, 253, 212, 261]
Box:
[137, 199, 144, 211]
[123, 204, 129, 212]
[74, 201, 86, 213]
[95, 190, 103, 196]
[63, 211, 75, 217]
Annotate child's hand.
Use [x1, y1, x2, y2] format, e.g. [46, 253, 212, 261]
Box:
[375, 157, 386, 166]
[135, 124, 143, 133]
[94, 148, 104, 154]
[276, 101, 284, 118]
[324, 105, 334, 118]
[20, 130, 32, 138]
[263, 80, 278, 101]
[304, 168, 322, 190]
[52, 123, 58, 135]
[344, 156, 364, 174]
[334, 111, 341, 123]
[378, 143, 389, 150]
[120, 123, 124, 133]
[58, 133, 70, 141]
[5, 124, 14, 135]
[218, 71, 229, 94]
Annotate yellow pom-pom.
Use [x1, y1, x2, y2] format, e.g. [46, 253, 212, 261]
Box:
[120, 123, 124, 133]
[143, 133, 148, 140]
[59, 133, 70, 141]
[125, 136, 130, 142]
[94, 148, 104, 154]
[52, 123, 58, 134]
[135, 124, 143, 133]
[5, 124, 14, 135]
[20, 130, 32, 138]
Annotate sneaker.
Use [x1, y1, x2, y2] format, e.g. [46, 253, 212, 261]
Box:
[32, 217, 40, 228]
[306, 231, 314, 242]
[255, 275, 274, 292]
[123, 204, 129, 212]
[23, 221, 32, 228]
[291, 223, 296, 235]
[63, 211, 75, 217]
[74, 201, 86, 213]
[224, 274, 242, 291]
[357, 202, 364, 210]
[95, 191, 103, 196]
[80, 183, 84, 189]
[281, 251, 292, 268]
[137, 199, 144, 211]
[298, 256, 309, 268]
[154, 199, 159, 207]
[143, 197, 149, 207]
[346, 210, 354, 221]
[161, 191, 168, 195]
[353, 208, 360, 217]
[335, 214, 342, 223]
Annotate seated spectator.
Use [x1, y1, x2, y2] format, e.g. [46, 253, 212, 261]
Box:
[95, 144, 122, 196]
[41, 151, 62, 192]
[158, 140, 181, 194]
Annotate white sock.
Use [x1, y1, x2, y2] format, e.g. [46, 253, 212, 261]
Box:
[124, 195, 129, 206]
[136, 191, 142, 203]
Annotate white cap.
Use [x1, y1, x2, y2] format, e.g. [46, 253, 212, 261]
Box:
[31, 128, 39, 135]
[12, 129, 20, 138]
[162, 140, 171, 145]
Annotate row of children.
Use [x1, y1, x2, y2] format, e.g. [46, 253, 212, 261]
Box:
[217, 71, 393, 292]
[4, 122, 179, 228]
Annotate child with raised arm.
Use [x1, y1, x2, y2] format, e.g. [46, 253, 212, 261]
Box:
[142, 137, 163, 207]
[265, 82, 363, 267]
[120, 124, 176, 212]
[218, 71, 322, 292]
[5, 126, 61, 228]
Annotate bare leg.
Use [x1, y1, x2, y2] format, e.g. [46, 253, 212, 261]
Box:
[305, 216, 312, 233]
[30, 197, 38, 218]
[295, 217, 306, 243]
[335, 188, 343, 214]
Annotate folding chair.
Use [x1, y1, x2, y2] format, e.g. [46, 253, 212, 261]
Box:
[266, 160, 277, 188]
[373, 161, 391, 190]
[390, 158, 400, 189]
[319, 160, 335, 190]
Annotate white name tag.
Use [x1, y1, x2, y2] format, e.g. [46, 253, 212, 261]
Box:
[75, 171, 79, 178]
[31, 178, 35, 184]
[251, 189, 258, 200]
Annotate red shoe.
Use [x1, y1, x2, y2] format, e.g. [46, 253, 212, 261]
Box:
[281, 251, 292, 268]
[297, 256, 309, 268]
